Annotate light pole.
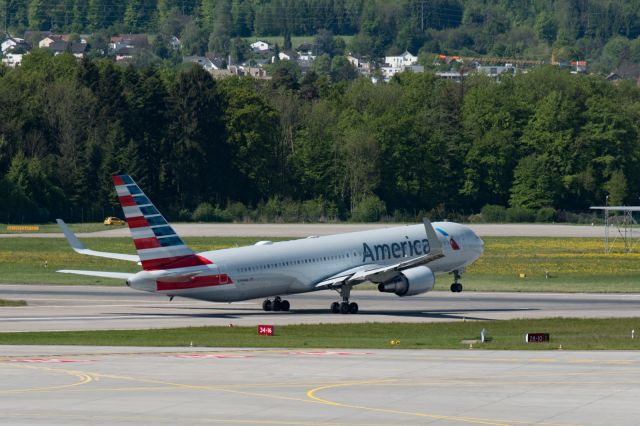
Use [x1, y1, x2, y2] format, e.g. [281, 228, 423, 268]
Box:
[605, 194, 609, 253]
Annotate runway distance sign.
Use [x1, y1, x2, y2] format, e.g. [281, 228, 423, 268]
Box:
[525, 333, 550, 343]
[258, 325, 274, 336]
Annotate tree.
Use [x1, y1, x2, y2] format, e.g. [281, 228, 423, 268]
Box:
[27, 0, 47, 30]
[330, 56, 357, 82]
[509, 154, 558, 209]
[167, 66, 228, 208]
[535, 12, 558, 46]
[314, 29, 336, 56]
[181, 19, 207, 56]
[269, 60, 300, 91]
[220, 78, 280, 202]
[208, 0, 232, 55]
[605, 169, 627, 206]
[87, 0, 107, 31]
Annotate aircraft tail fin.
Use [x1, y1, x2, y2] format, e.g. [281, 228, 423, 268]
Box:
[112, 175, 211, 271]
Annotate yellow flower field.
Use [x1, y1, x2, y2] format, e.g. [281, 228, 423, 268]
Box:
[1, 236, 639, 292]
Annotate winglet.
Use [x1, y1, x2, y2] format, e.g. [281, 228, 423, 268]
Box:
[423, 218, 444, 256]
[56, 219, 87, 251]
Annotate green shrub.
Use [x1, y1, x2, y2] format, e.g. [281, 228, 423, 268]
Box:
[192, 202, 232, 222]
[506, 206, 536, 222]
[192, 203, 216, 222]
[480, 204, 507, 222]
[351, 195, 386, 222]
[225, 201, 247, 222]
[281, 198, 301, 222]
[301, 198, 324, 222]
[535, 207, 556, 223]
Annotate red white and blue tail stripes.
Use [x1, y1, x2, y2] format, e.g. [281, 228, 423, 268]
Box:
[112, 175, 212, 271]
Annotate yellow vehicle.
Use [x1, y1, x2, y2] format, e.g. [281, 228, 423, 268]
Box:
[103, 216, 126, 226]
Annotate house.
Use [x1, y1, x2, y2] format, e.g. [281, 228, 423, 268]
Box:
[571, 60, 587, 73]
[116, 47, 135, 62]
[347, 54, 373, 75]
[435, 71, 470, 82]
[169, 36, 181, 50]
[70, 42, 88, 58]
[606, 72, 622, 82]
[476, 64, 515, 77]
[250, 40, 271, 52]
[1, 37, 30, 54]
[210, 68, 234, 79]
[276, 50, 299, 62]
[385, 51, 418, 68]
[183, 55, 219, 72]
[39, 35, 62, 48]
[211, 65, 270, 80]
[109, 34, 149, 53]
[1, 52, 24, 67]
[297, 42, 313, 53]
[405, 64, 424, 73]
[381, 50, 419, 80]
[46, 40, 88, 58]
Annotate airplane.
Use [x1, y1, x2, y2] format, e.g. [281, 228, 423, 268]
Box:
[56, 175, 484, 314]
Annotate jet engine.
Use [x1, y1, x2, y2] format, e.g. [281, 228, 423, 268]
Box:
[377, 266, 435, 297]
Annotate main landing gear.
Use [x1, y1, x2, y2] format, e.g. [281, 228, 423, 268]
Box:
[262, 296, 290, 312]
[450, 269, 463, 293]
[330, 284, 359, 314]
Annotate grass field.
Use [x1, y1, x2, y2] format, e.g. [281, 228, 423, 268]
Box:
[1, 236, 639, 291]
[0, 318, 638, 350]
[0, 299, 26, 306]
[0, 236, 283, 285]
[464, 237, 640, 292]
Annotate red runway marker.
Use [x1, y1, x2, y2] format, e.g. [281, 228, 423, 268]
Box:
[171, 354, 250, 359]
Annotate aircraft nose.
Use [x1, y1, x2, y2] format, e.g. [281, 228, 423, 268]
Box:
[467, 228, 484, 255]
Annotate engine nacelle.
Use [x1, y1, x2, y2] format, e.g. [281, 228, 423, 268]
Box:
[377, 266, 435, 297]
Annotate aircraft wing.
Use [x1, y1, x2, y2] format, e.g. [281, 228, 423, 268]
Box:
[315, 218, 445, 289]
[57, 270, 134, 279]
[56, 219, 140, 262]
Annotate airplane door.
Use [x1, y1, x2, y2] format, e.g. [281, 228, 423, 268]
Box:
[218, 264, 229, 284]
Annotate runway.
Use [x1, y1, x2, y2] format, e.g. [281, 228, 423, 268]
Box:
[2, 285, 640, 332]
[0, 223, 620, 238]
[1, 345, 639, 425]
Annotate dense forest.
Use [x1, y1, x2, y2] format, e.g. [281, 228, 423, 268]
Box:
[5, 1, 640, 75]
[1, 50, 639, 223]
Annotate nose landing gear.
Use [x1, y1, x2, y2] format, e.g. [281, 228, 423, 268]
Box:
[450, 270, 463, 293]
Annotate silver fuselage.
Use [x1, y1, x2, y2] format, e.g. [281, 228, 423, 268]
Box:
[129, 222, 484, 302]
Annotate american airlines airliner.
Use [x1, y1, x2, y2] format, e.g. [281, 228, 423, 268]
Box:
[57, 175, 484, 314]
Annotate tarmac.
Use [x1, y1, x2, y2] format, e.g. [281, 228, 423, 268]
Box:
[2, 286, 640, 331]
[2, 223, 640, 424]
[1, 346, 639, 425]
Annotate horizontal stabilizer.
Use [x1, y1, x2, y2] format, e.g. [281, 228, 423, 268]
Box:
[56, 219, 140, 262]
[57, 270, 134, 280]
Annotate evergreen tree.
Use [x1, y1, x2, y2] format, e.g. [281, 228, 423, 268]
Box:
[167, 66, 228, 209]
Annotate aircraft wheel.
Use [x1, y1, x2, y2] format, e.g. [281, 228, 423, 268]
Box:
[340, 302, 350, 314]
[450, 283, 463, 293]
[330, 302, 340, 313]
[281, 300, 290, 311]
[262, 299, 272, 311]
[348, 302, 359, 314]
[272, 299, 282, 311]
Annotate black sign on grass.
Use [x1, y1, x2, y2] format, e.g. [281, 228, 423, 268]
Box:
[525, 333, 550, 343]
